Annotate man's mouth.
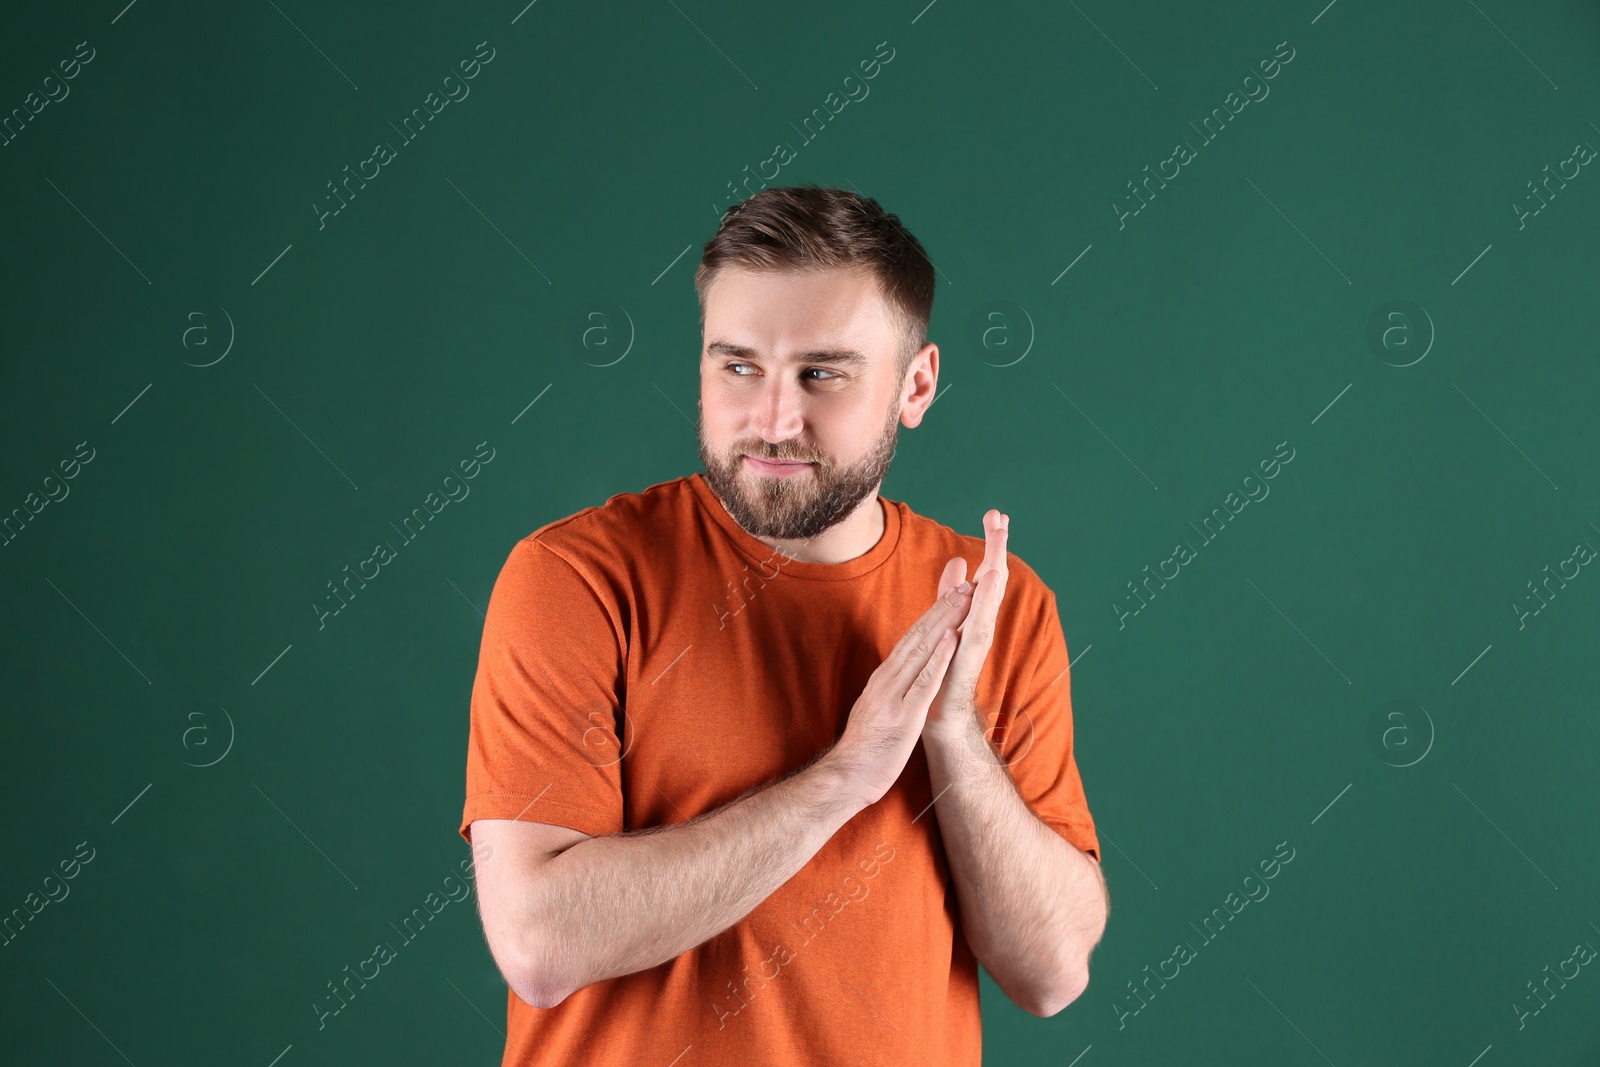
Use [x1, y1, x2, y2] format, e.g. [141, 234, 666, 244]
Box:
[744, 455, 814, 476]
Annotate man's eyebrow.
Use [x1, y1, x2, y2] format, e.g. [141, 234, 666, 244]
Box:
[706, 341, 869, 367]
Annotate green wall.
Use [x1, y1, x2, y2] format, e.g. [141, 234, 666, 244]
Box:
[3, 0, 1598, 1063]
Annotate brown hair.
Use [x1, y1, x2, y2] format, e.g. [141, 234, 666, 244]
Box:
[695, 185, 935, 384]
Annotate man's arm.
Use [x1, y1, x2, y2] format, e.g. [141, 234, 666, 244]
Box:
[922, 720, 1109, 1017]
[472, 754, 861, 1009]
[918, 511, 1109, 1017]
[469, 577, 973, 1009]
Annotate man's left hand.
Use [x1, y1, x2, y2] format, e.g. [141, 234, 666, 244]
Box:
[924, 509, 1009, 748]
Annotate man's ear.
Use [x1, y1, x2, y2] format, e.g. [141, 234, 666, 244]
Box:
[899, 342, 939, 428]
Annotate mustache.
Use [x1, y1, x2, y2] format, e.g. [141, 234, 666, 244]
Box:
[741, 448, 821, 464]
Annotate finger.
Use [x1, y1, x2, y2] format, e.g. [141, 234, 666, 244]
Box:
[947, 515, 1011, 691]
[940, 556, 970, 634]
[936, 556, 967, 600]
[965, 565, 1006, 644]
[978, 510, 1009, 583]
[976, 511, 1009, 614]
[903, 627, 961, 716]
[977, 509, 1000, 574]
[886, 583, 973, 681]
[955, 513, 1007, 636]
[982, 516, 1010, 609]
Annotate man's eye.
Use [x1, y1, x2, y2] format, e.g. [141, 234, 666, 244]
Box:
[725, 363, 837, 381]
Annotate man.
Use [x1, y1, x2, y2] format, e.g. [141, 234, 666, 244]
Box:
[460, 185, 1108, 1065]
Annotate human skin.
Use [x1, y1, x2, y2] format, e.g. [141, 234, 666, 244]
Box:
[470, 264, 1106, 1016]
[471, 583, 975, 1008]
[920, 511, 1109, 1015]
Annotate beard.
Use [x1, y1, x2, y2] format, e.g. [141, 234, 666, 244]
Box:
[697, 395, 902, 543]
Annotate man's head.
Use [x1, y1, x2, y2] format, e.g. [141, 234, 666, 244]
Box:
[694, 186, 938, 542]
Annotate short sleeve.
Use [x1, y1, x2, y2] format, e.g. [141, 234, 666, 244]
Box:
[996, 585, 1099, 862]
[459, 537, 627, 844]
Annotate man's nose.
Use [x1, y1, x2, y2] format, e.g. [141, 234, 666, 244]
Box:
[751, 375, 805, 443]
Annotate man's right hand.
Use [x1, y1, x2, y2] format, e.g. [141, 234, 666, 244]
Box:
[827, 572, 975, 809]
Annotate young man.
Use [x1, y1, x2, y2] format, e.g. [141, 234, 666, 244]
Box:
[460, 185, 1107, 1065]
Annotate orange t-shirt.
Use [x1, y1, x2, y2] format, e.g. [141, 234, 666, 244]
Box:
[460, 472, 1098, 1066]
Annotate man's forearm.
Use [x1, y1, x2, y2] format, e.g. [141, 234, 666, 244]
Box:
[923, 721, 1109, 1016]
[526, 755, 862, 1006]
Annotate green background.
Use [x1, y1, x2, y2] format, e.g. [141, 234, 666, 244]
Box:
[4, 0, 1598, 1063]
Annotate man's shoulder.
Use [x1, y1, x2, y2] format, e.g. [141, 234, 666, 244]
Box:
[513, 473, 696, 568]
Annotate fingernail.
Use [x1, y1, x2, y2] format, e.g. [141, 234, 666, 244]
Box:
[956, 580, 973, 595]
